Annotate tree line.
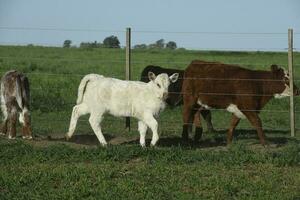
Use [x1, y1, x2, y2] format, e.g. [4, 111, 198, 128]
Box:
[63, 36, 178, 50]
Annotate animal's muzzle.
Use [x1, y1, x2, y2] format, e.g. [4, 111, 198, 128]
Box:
[163, 92, 168, 100]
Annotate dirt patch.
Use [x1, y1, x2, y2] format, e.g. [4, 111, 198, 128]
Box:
[12, 132, 292, 151]
[23, 133, 140, 148]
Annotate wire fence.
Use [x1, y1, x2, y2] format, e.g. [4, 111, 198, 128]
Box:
[0, 27, 299, 139]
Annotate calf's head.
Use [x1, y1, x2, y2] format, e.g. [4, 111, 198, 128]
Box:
[148, 72, 179, 100]
[271, 65, 300, 98]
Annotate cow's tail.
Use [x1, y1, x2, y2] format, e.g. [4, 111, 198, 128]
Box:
[76, 74, 103, 104]
[15, 74, 25, 110]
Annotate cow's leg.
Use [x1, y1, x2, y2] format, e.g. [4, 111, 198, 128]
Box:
[66, 104, 88, 140]
[7, 107, 17, 139]
[138, 121, 147, 147]
[200, 109, 214, 132]
[19, 108, 32, 139]
[0, 119, 8, 136]
[227, 115, 241, 145]
[193, 109, 203, 142]
[0, 104, 8, 135]
[143, 114, 159, 146]
[89, 112, 107, 146]
[182, 103, 196, 141]
[243, 112, 266, 146]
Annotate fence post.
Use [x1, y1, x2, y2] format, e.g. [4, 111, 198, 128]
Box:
[125, 27, 131, 130]
[288, 28, 295, 137]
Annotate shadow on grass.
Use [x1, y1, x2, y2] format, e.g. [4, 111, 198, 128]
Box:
[44, 128, 293, 148]
[211, 129, 294, 145]
[47, 134, 113, 146]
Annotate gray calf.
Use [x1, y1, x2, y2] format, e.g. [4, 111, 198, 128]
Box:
[0, 70, 32, 139]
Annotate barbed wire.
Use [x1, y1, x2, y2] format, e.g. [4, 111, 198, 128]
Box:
[30, 104, 300, 115]
[1, 56, 300, 68]
[2, 70, 300, 82]
[0, 43, 295, 51]
[1, 26, 300, 35]
[0, 26, 125, 33]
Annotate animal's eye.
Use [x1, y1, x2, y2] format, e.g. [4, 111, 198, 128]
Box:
[156, 83, 161, 88]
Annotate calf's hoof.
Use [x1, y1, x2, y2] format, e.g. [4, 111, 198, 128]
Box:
[65, 134, 71, 141]
[140, 143, 146, 148]
[182, 134, 189, 142]
[22, 135, 33, 140]
[100, 142, 108, 147]
[8, 135, 16, 140]
[194, 127, 203, 142]
[207, 128, 216, 133]
[150, 138, 159, 147]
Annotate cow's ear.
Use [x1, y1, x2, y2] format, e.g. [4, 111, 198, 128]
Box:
[271, 64, 279, 72]
[169, 73, 179, 83]
[148, 71, 156, 81]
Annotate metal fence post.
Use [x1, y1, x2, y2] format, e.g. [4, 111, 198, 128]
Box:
[288, 28, 295, 137]
[125, 27, 131, 130]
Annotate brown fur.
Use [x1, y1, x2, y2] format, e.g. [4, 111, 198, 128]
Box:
[0, 70, 32, 139]
[182, 60, 299, 145]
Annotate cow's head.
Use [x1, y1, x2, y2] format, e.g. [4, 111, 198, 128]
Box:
[271, 64, 300, 98]
[165, 74, 184, 107]
[148, 72, 179, 100]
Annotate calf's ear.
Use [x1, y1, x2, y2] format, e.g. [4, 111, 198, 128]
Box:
[169, 73, 179, 83]
[148, 71, 156, 81]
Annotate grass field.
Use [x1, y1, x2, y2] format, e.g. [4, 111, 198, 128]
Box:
[0, 45, 299, 199]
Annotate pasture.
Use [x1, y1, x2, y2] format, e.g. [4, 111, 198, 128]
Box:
[0, 45, 300, 199]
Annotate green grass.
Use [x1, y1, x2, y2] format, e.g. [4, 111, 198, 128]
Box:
[0, 45, 300, 199]
[0, 139, 299, 199]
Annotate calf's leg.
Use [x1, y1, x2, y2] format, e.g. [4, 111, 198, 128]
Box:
[138, 121, 147, 147]
[19, 108, 32, 139]
[7, 107, 17, 139]
[200, 109, 214, 132]
[89, 112, 107, 146]
[182, 103, 197, 141]
[0, 104, 8, 135]
[0, 120, 8, 136]
[193, 110, 203, 142]
[243, 111, 266, 146]
[227, 115, 240, 145]
[66, 104, 88, 140]
[143, 114, 159, 146]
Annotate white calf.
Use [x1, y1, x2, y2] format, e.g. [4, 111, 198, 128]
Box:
[66, 72, 179, 147]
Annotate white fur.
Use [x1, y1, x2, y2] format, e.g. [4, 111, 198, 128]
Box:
[274, 70, 291, 98]
[197, 99, 211, 109]
[18, 107, 28, 124]
[0, 84, 7, 135]
[66, 72, 178, 147]
[226, 104, 246, 119]
[274, 84, 290, 99]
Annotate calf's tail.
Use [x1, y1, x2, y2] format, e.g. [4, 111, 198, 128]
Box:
[15, 75, 24, 109]
[15, 74, 30, 110]
[76, 74, 103, 104]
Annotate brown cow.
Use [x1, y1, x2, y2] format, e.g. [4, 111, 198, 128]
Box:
[182, 60, 299, 145]
[0, 70, 32, 139]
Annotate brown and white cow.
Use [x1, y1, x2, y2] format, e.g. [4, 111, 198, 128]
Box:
[0, 70, 32, 139]
[182, 60, 299, 145]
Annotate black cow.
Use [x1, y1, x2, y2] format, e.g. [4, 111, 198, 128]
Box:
[140, 65, 214, 136]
